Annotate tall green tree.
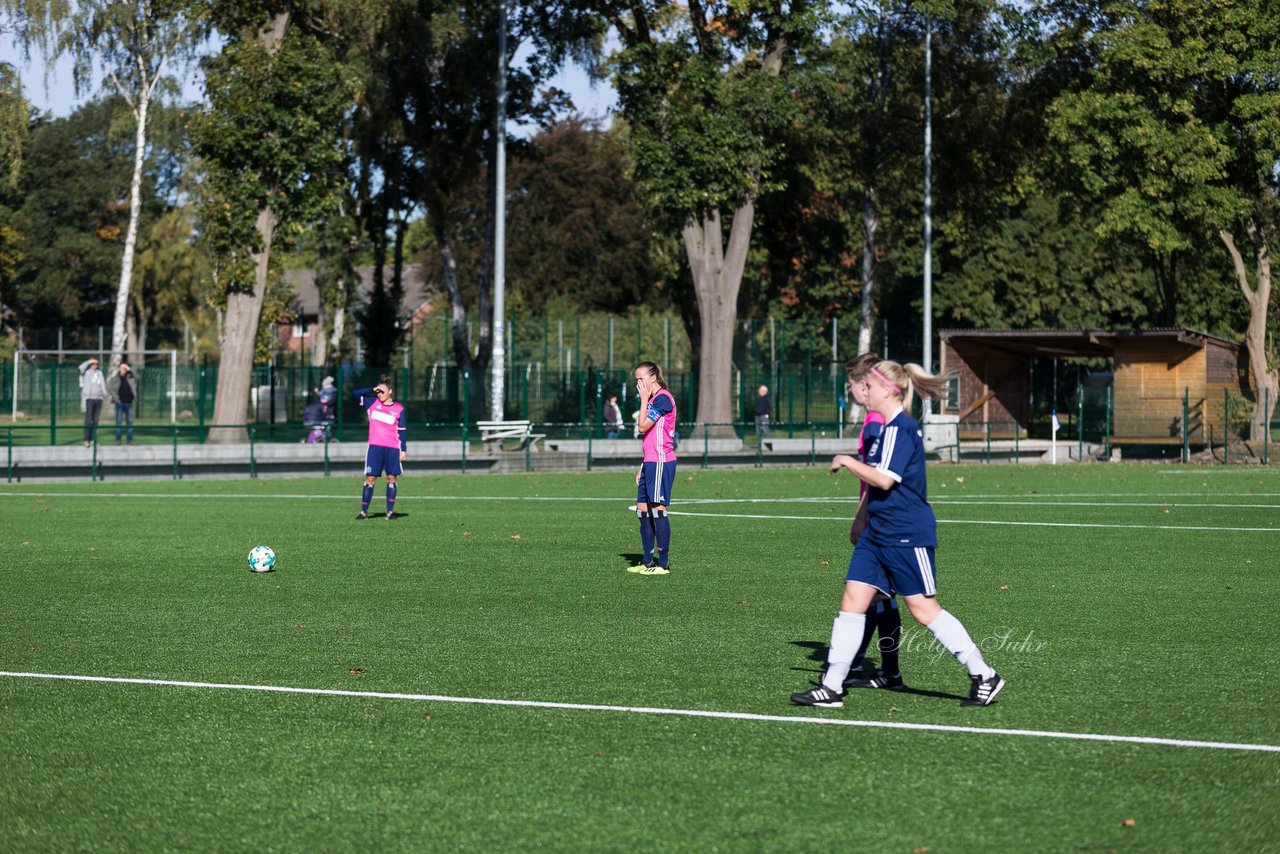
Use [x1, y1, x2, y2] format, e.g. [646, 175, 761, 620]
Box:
[193, 4, 359, 440]
[503, 118, 677, 315]
[1, 100, 150, 330]
[1046, 0, 1279, 438]
[609, 0, 812, 429]
[36, 0, 206, 371]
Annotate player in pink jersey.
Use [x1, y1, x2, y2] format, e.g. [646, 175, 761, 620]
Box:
[352, 380, 407, 520]
[628, 360, 677, 576]
[827, 353, 904, 691]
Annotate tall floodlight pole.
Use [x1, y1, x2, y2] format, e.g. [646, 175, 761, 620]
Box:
[491, 0, 508, 420]
[922, 17, 934, 412]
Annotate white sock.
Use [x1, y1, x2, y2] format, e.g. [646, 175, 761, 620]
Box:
[822, 612, 866, 691]
[927, 609, 994, 679]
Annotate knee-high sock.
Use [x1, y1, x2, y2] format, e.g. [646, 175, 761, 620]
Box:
[877, 599, 903, 677]
[927, 609, 994, 679]
[653, 508, 671, 567]
[822, 611, 866, 692]
[361, 483, 374, 512]
[638, 509, 655, 562]
[385, 482, 397, 514]
[850, 602, 878, 673]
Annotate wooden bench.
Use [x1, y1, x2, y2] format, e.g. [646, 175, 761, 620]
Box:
[476, 419, 545, 451]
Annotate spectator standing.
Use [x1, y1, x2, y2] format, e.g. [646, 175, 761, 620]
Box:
[108, 362, 138, 445]
[603, 393, 624, 440]
[755, 385, 772, 440]
[78, 358, 108, 447]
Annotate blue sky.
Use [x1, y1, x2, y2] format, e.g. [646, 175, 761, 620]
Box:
[1, 44, 617, 133]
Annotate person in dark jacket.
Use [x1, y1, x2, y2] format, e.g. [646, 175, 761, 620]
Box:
[107, 362, 138, 445]
[755, 385, 772, 440]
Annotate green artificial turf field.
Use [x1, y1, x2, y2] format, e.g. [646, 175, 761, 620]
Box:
[2, 464, 1279, 851]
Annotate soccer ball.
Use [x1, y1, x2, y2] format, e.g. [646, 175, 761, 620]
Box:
[247, 545, 276, 573]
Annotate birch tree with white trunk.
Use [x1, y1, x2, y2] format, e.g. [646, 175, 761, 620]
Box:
[56, 0, 204, 371]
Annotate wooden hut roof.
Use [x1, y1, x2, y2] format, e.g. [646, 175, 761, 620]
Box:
[939, 328, 1238, 358]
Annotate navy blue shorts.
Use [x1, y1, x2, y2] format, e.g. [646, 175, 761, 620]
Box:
[846, 539, 937, 598]
[365, 445, 403, 477]
[637, 459, 677, 506]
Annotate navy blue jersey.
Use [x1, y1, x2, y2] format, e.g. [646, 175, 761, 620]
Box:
[862, 408, 937, 548]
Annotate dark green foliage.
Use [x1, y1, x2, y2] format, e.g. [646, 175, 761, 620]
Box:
[0, 100, 142, 327]
[192, 29, 356, 295]
[504, 119, 679, 315]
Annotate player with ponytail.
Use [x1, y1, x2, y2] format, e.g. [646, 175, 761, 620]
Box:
[792, 359, 1005, 708]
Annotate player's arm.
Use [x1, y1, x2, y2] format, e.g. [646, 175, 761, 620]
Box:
[352, 387, 377, 410]
[636, 394, 671, 433]
[830, 454, 896, 491]
[849, 494, 870, 544]
[397, 409, 407, 458]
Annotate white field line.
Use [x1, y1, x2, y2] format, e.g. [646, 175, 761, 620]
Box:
[2, 671, 1277, 755]
[667, 509, 1280, 533]
[4, 491, 1280, 507]
[2, 492, 1277, 531]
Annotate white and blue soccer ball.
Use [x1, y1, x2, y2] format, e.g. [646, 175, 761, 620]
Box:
[247, 545, 277, 573]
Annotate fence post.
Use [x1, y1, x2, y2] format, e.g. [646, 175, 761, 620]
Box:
[1264, 387, 1270, 466]
[249, 425, 256, 478]
[755, 425, 763, 467]
[809, 423, 816, 466]
[702, 422, 709, 470]
[1182, 387, 1189, 464]
[323, 425, 330, 477]
[6, 425, 11, 482]
[1224, 386, 1230, 465]
[460, 422, 468, 474]
[172, 425, 180, 480]
[49, 366, 56, 446]
[197, 364, 206, 443]
[1077, 383, 1084, 463]
[1104, 385, 1112, 459]
[985, 419, 991, 464]
[91, 430, 98, 481]
[587, 428, 593, 472]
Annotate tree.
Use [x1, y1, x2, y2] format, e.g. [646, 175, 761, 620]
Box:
[1046, 0, 1280, 439]
[358, 0, 596, 408]
[501, 118, 678, 315]
[609, 0, 810, 430]
[38, 0, 205, 372]
[193, 5, 357, 441]
[1, 100, 146, 331]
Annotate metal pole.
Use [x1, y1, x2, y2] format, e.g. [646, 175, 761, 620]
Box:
[922, 16, 934, 403]
[490, 0, 507, 421]
[170, 351, 177, 424]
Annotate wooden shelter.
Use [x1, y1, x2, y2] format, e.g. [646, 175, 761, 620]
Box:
[938, 329, 1244, 443]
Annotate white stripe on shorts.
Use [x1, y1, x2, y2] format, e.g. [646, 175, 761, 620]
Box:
[915, 546, 936, 595]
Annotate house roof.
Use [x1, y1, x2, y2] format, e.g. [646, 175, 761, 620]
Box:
[284, 265, 433, 319]
[938, 328, 1239, 358]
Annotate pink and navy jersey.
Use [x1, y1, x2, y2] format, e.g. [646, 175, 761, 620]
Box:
[857, 410, 886, 500]
[354, 388, 407, 451]
[862, 407, 936, 548]
[641, 389, 677, 463]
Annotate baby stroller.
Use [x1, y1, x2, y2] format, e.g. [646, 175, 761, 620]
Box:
[302, 400, 329, 444]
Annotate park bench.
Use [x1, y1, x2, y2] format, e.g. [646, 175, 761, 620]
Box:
[476, 419, 545, 452]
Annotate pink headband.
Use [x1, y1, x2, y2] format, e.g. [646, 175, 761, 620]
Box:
[870, 367, 902, 395]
